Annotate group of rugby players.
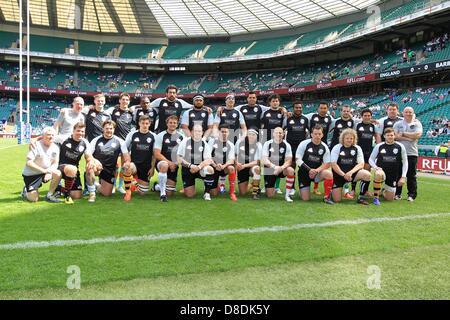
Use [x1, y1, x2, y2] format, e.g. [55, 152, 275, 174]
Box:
[21, 85, 422, 205]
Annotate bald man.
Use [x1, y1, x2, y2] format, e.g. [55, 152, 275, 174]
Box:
[54, 96, 86, 144]
[393, 106, 422, 201]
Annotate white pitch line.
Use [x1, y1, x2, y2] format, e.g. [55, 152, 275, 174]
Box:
[0, 144, 22, 151]
[1, 213, 449, 251]
[420, 181, 450, 187]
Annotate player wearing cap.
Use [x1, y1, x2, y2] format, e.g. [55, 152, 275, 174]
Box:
[295, 125, 334, 204]
[208, 124, 237, 201]
[235, 128, 262, 200]
[261, 127, 295, 202]
[154, 115, 184, 202]
[177, 124, 215, 201]
[330, 128, 371, 205]
[122, 115, 156, 202]
[369, 127, 408, 205]
[181, 94, 214, 138]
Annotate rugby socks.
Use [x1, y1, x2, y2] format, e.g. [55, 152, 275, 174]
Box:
[158, 172, 168, 197]
[360, 180, 370, 196]
[87, 184, 96, 193]
[352, 181, 357, 192]
[64, 177, 75, 197]
[228, 172, 236, 195]
[373, 179, 382, 198]
[323, 179, 333, 199]
[275, 178, 280, 189]
[219, 176, 226, 189]
[123, 173, 133, 192]
[285, 175, 295, 196]
[204, 174, 215, 194]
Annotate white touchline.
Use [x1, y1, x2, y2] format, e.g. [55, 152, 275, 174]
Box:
[1, 213, 449, 251]
[0, 144, 22, 151]
[420, 181, 450, 187]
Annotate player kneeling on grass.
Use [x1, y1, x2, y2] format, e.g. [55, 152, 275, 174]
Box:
[123, 115, 156, 202]
[21, 127, 61, 203]
[368, 127, 408, 205]
[208, 124, 237, 201]
[262, 127, 295, 202]
[177, 124, 215, 201]
[154, 115, 184, 202]
[235, 129, 263, 200]
[56, 123, 95, 204]
[295, 125, 334, 204]
[330, 128, 371, 205]
[85, 120, 130, 202]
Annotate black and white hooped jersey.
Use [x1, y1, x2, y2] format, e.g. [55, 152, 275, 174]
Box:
[330, 144, 364, 173]
[208, 138, 235, 165]
[154, 130, 184, 163]
[58, 137, 91, 167]
[125, 131, 156, 165]
[90, 135, 128, 172]
[235, 137, 262, 164]
[262, 139, 292, 166]
[295, 139, 331, 169]
[177, 138, 212, 166]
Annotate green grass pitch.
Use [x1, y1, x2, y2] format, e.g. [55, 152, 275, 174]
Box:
[0, 138, 449, 299]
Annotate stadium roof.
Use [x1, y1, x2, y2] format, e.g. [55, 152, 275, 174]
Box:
[0, 0, 381, 37]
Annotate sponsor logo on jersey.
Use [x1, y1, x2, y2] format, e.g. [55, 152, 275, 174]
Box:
[337, 124, 342, 128]
[66, 143, 72, 149]
[165, 138, 171, 143]
[290, 120, 295, 124]
[134, 137, 140, 142]
[307, 148, 313, 153]
[380, 149, 386, 154]
[340, 151, 346, 156]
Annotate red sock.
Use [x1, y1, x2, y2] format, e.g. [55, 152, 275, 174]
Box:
[314, 182, 319, 190]
[286, 175, 295, 190]
[64, 177, 75, 196]
[323, 179, 333, 198]
[228, 172, 236, 194]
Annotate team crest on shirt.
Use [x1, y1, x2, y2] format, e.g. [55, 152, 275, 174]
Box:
[280, 148, 285, 154]
[147, 138, 152, 143]
[393, 148, 398, 154]
[250, 148, 255, 154]
[232, 113, 237, 118]
[348, 121, 352, 127]
[253, 107, 258, 112]
[318, 149, 324, 155]
[66, 143, 72, 149]
[380, 149, 386, 154]
[313, 117, 319, 122]
[324, 118, 329, 123]
[350, 150, 356, 156]
[201, 113, 206, 118]
[277, 114, 282, 119]
[369, 127, 374, 132]
[78, 146, 85, 153]
[223, 147, 228, 152]
[300, 119, 305, 124]
[199, 146, 204, 152]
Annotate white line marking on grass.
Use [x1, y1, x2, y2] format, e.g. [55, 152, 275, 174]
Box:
[420, 181, 450, 187]
[1, 213, 449, 251]
[0, 144, 22, 151]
